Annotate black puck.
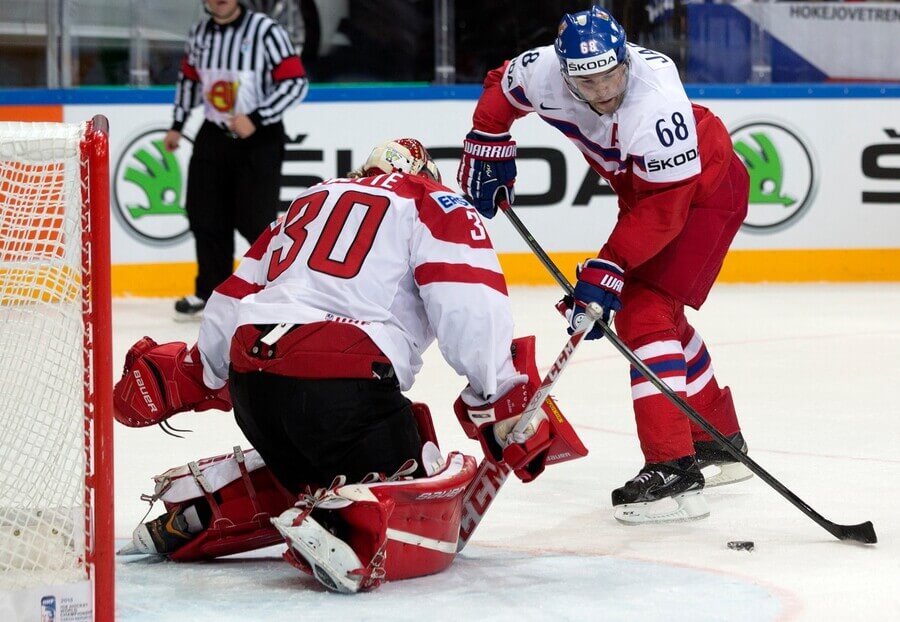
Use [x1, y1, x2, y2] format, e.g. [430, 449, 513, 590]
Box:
[727, 540, 754, 551]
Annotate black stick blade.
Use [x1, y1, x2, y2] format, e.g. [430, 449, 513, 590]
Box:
[831, 521, 877, 544]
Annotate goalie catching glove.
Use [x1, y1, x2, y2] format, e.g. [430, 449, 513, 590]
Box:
[113, 337, 232, 427]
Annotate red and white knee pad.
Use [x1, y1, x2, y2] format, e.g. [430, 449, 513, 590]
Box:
[126, 401, 449, 565]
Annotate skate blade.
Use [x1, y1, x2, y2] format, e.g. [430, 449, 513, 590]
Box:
[116, 541, 143, 556]
[701, 461, 753, 488]
[614, 490, 710, 525]
[116, 540, 165, 559]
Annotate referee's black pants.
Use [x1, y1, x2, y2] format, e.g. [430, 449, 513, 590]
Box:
[228, 369, 423, 494]
[185, 120, 286, 300]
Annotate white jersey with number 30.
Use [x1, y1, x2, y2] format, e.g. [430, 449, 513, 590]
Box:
[198, 172, 517, 398]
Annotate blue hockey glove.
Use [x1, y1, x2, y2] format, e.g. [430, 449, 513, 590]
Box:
[457, 130, 517, 218]
[557, 259, 625, 340]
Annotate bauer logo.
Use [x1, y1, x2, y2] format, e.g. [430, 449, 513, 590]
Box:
[731, 121, 817, 233]
[113, 129, 193, 244]
[415, 485, 466, 500]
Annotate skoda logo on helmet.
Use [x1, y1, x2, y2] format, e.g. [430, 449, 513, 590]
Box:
[566, 50, 619, 76]
[555, 6, 627, 77]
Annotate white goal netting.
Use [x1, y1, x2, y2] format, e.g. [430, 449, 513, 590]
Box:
[0, 122, 93, 590]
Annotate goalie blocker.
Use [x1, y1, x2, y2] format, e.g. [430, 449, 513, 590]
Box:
[455, 335, 587, 482]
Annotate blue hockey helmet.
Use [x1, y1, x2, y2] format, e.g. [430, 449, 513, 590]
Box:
[555, 6, 627, 79]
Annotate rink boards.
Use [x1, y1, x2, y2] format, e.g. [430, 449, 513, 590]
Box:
[1, 85, 898, 294]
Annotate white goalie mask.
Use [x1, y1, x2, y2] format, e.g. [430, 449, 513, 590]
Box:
[350, 138, 442, 182]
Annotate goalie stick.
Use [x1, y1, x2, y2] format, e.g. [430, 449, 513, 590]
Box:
[497, 198, 877, 545]
[457, 309, 599, 552]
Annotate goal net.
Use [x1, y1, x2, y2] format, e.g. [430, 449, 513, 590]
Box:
[0, 117, 113, 621]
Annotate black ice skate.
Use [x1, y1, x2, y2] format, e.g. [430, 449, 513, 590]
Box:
[127, 508, 195, 556]
[612, 456, 709, 525]
[694, 431, 753, 487]
[173, 295, 206, 322]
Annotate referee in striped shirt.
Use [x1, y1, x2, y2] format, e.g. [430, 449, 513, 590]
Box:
[165, 0, 308, 320]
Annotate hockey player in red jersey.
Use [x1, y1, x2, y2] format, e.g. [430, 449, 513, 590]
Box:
[458, 6, 753, 524]
[113, 138, 565, 592]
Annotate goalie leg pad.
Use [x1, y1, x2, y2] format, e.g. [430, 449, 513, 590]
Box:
[272, 451, 477, 591]
[132, 447, 297, 561]
[169, 467, 294, 562]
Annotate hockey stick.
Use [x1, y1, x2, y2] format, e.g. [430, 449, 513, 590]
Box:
[457, 308, 600, 552]
[497, 199, 877, 545]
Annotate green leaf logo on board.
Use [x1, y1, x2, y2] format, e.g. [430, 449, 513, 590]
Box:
[113, 129, 193, 244]
[730, 121, 816, 232]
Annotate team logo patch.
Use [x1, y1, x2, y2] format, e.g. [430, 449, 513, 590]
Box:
[206, 80, 239, 112]
[430, 191, 472, 212]
[383, 147, 407, 168]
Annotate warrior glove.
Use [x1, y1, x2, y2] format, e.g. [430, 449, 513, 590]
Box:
[457, 130, 517, 218]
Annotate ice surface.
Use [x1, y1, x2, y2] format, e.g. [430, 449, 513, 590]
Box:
[113, 284, 900, 621]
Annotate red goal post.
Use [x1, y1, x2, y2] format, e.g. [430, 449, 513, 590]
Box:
[0, 116, 114, 621]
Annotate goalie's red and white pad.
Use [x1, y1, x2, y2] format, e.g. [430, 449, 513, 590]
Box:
[145, 447, 296, 561]
[274, 449, 477, 591]
[131, 402, 443, 563]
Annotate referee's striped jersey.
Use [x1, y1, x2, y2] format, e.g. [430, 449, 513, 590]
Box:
[172, 5, 308, 133]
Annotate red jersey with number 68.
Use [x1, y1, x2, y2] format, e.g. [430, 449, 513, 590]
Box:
[197, 171, 518, 398]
